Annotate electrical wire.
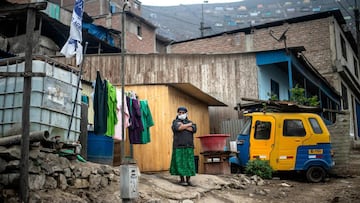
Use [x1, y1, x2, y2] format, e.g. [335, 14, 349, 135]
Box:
[336, 0, 355, 18]
[141, 6, 199, 26]
[336, 0, 357, 34]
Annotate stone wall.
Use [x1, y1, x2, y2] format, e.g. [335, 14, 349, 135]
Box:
[0, 144, 120, 202]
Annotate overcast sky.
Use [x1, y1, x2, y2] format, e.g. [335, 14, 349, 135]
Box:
[140, 0, 242, 6]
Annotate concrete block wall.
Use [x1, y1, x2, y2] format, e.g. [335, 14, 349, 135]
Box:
[327, 113, 351, 176]
[327, 112, 360, 176]
[349, 140, 360, 176]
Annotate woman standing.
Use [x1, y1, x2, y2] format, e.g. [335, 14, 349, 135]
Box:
[170, 106, 197, 186]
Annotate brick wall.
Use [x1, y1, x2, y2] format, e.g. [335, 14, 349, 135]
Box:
[84, 0, 105, 17]
[170, 33, 246, 54]
[93, 13, 155, 53]
[171, 18, 334, 76]
[126, 22, 155, 53]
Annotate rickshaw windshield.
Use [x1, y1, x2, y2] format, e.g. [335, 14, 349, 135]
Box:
[239, 116, 252, 135]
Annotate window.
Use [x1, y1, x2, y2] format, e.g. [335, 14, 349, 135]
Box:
[271, 79, 279, 99]
[283, 119, 306, 136]
[254, 121, 271, 140]
[354, 56, 358, 78]
[340, 35, 347, 61]
[137, 25, 142, 37]
[240, 116, 252, 135]
[134, 1, 140, 10]
[341, 83, 348, 110]
[309, 118, 323, 134]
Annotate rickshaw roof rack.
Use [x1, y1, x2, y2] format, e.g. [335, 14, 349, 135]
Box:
[235, 98, 322, 113]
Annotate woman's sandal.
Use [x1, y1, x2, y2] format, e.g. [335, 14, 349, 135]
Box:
[187, 181, 195, 187]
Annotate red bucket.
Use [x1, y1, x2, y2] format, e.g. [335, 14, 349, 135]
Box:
[197, 134, 230, 152]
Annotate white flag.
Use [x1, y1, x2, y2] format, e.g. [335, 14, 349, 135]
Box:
[61, 0, 84, 65]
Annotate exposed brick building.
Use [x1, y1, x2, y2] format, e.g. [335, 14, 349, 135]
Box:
[170, 10, 360, 143]
[47, 0, 161, 53]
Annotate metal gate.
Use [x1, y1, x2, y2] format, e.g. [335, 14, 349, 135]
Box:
[220, 119, 245, 148]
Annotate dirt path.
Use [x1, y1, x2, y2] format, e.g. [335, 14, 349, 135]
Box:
[132, 172, 360, 203]
[25, 169, 360, 203]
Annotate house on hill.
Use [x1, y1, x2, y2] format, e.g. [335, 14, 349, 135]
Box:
[0, 1, 120, 57]
[169, 9, 360, 142]
[3, 0, 171, 54]
[56, 45, 342, 172]
[48, 0, 170, 53]
[2, 1, 356, 174]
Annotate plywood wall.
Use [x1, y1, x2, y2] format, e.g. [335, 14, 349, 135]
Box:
[121, 85, 210, 172]
[81, 82, 211, 172]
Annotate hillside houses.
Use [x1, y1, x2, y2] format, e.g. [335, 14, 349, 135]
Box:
[168, 9, 360, 168]
[1, 0, 171, 56]
[142, 0, 354, 41]
[0, 1, 359, 175]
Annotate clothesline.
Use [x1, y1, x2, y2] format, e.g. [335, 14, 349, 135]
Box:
[92, 71, 154, 146]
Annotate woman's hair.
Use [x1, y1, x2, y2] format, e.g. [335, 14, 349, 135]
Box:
[177, 106, 187, 113]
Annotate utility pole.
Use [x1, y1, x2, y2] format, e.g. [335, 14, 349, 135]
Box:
[200, 0, 210, 37]
[120, 0, 129, 164]
[355, 0, 360, 64]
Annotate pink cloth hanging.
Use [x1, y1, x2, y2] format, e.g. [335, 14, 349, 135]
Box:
[114, 90, 130, 140]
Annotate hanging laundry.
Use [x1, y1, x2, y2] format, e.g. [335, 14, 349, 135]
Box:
[140, 100, 154, 144]
[128, 91, 137, 99]
[114, 90, 130, 141]
[105, 81, 117, 137]
[93, 71, 107, 134]
[128, 97, 144, 144]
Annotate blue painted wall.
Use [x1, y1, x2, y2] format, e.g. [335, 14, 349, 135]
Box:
[256, 49, 340, 107]
[256, 50, 289, 66]
[256, 50, 290, 101]
[258, 64, 290, 100]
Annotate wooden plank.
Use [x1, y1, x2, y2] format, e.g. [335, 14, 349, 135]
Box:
[80, 103, 88, 159]
[20, 7, 36, 203]
[0, 2, 47, 14]
[55, 53, 259, 133]
[0, 72, 45, 77]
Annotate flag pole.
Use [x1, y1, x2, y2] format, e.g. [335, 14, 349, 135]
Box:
[67, 41, 88, 140]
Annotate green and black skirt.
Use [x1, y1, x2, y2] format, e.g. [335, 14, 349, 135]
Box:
[169, 148, 196, 176]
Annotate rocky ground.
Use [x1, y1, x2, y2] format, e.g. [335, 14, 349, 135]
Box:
[1, 145, 360, 203]
[4, 163, 360, 203]
[29, 169, 360, 203]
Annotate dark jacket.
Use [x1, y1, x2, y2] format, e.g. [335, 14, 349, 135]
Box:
[171, 118, 197, 149]
[93, 71, 108, 134]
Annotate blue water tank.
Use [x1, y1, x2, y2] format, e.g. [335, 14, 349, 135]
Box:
[237, 134, 250, 167]
[87, 132, 114, 165]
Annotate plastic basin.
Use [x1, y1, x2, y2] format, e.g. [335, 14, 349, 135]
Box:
[197, 134, 230, 152]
